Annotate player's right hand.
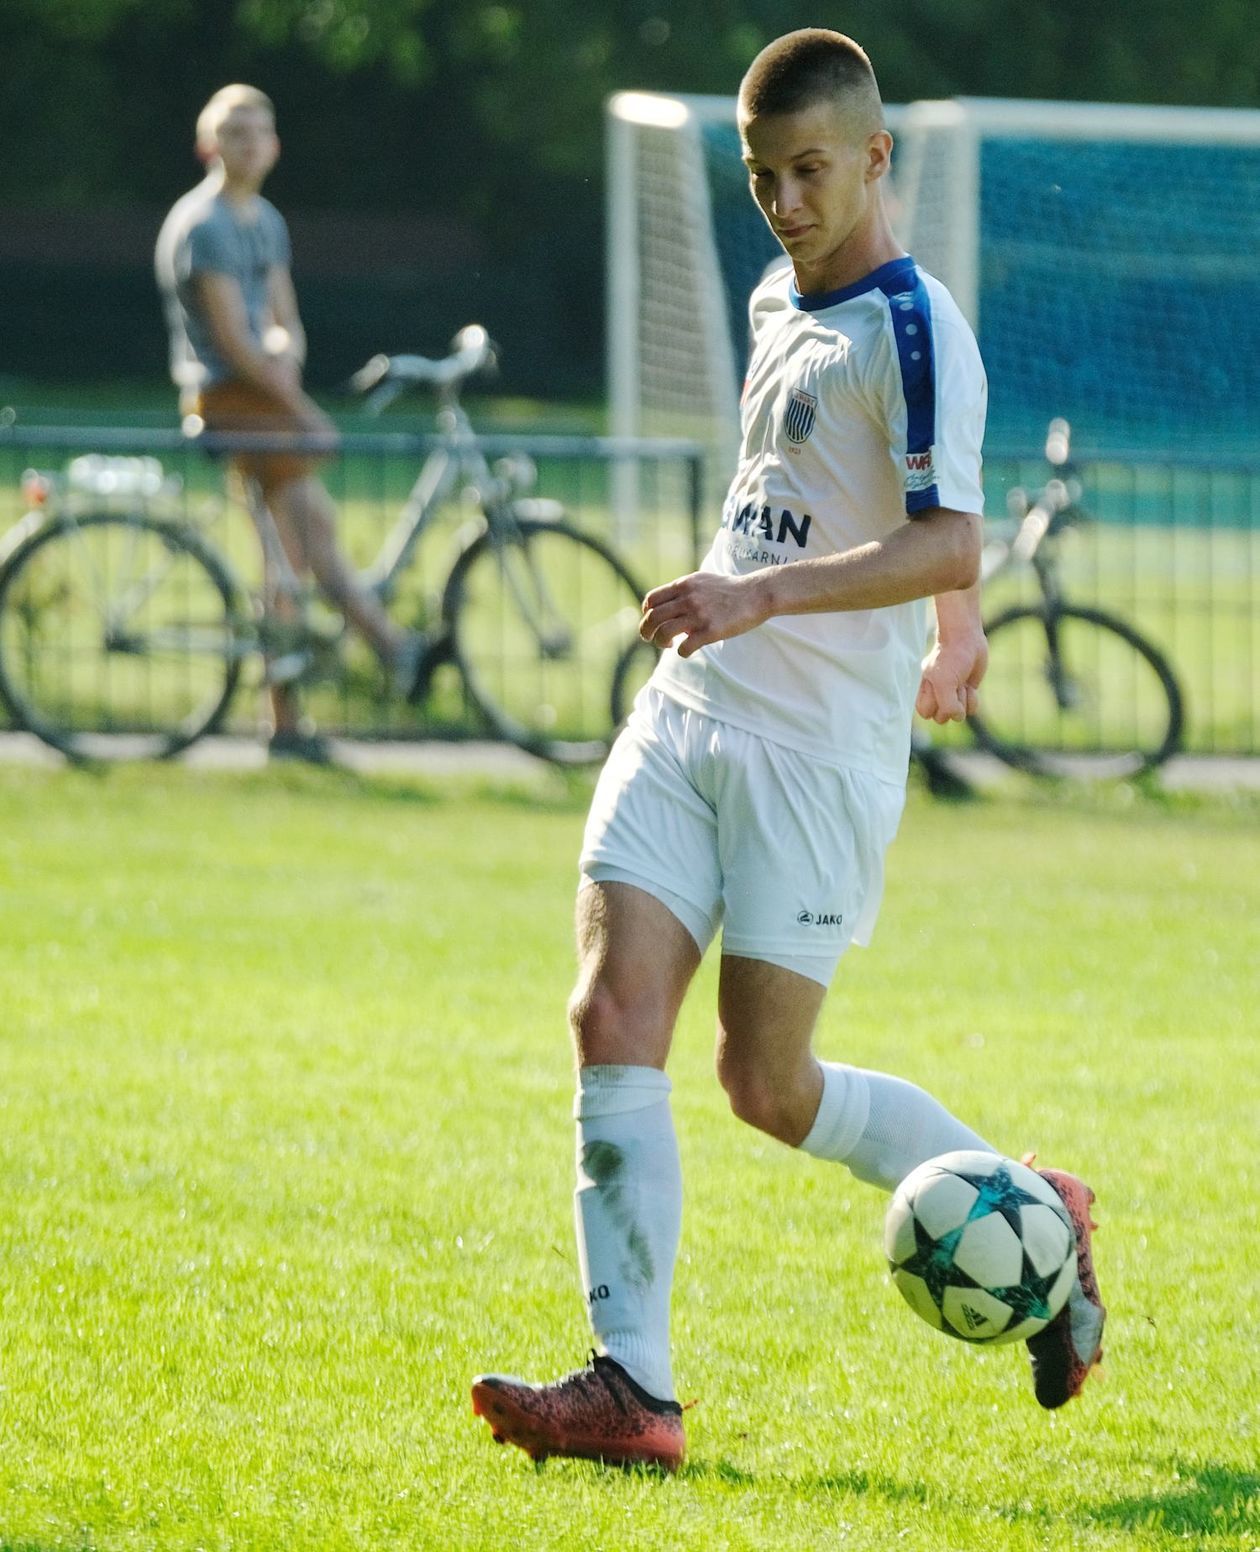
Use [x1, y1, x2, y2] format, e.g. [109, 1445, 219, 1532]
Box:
[639, 570, 769, 657]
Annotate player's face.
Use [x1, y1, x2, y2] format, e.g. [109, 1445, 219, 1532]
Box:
[209, 104, 279, 188]
[741, 100, 891, 293]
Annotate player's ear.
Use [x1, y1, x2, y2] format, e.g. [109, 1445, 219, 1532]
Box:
[866, 130, 893, 181]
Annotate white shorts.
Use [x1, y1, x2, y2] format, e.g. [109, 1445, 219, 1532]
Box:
[579, 686, 906, 987]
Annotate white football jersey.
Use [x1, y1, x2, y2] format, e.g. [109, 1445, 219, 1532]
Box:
[653, 255, 987, 779]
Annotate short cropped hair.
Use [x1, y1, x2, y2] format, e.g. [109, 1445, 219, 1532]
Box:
[196, 84, 275, 152]
[739, 29, 882, 129]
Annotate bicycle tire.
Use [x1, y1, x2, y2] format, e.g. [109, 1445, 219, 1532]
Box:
[444, 514, 645, 765]
[969, 602, 1184, 779]
[610, 635, 660, 727]
[0, 510, 244, 761]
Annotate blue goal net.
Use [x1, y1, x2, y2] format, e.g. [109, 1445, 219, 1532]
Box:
[978, 136, 1260, 458]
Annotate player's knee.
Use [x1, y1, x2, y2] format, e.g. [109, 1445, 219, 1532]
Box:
[718, 1060, 800, 1144]
[567, 975, 661, 1065]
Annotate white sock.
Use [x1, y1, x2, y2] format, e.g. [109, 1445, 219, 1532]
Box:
[573, 1064, 680, 1403]
[799, 1062, 996, 1191]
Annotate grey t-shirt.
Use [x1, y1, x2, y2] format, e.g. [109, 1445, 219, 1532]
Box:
[155, 177, 291, 388]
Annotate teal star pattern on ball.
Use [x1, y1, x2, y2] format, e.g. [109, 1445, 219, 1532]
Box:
[895, 1215, 974, 1307]
[893, 1161, 1072, 1335]
[953, 1160, 1057, 1238]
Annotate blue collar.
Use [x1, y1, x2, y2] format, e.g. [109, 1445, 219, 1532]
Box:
[789, 256, 918, 312]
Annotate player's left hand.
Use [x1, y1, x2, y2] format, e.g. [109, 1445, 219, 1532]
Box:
[639, 571, 768, 657]
[917, 631, 988, 724]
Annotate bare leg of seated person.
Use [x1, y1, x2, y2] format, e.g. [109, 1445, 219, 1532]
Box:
[266, 475, 420, 690]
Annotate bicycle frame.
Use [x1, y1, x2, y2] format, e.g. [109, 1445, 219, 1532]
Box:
[340, 323, 565, 605]
[965, 417, 1185, 776]
[357, 403, 512, 600]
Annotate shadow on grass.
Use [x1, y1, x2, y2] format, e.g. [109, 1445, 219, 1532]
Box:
[949, 1458, 1260, 1543]
[677, 1457, 758, 1487]
[805, 1469, 933, 1507]
[679, 1458, 1257, 1542]
[680, 1460, 934, 1507]
[1080, 1461, 1260, 1540]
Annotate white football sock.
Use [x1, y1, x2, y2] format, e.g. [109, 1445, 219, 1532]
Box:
[573, 1064, 680, 1403]
[799, 1062, 995, 1191]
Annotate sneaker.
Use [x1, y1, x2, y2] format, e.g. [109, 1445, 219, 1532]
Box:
[471, 1353, 685, 1471]
[1025, 1165, 1106, 1408]
[267, 726, 335, 765]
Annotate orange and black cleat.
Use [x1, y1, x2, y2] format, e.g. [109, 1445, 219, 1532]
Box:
[1025, 1165, 1106, 1408]
[472, 1352, 686, 1471]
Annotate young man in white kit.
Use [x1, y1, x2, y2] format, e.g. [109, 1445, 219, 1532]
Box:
[472, 29, 1105, 1469]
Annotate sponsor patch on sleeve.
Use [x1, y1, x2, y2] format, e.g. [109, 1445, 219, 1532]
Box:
[905, 447, 937, 493]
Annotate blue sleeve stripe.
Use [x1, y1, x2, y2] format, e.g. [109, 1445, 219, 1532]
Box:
[879, 265, 938, 514]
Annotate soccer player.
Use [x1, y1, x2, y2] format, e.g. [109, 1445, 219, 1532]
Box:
[471, 30, 1104, 1469]
[156, 85, 421, 760]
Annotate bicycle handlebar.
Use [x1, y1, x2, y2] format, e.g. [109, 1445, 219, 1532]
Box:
[981, 419, 1085, 580]
[350, 324, 497, 412]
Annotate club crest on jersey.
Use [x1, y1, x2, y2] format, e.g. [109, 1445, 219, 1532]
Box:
[784, 386, 818, 446]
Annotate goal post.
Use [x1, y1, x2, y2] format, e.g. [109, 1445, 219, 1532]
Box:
[608, 92, 1260, 476]
[606, 93, 751, 500]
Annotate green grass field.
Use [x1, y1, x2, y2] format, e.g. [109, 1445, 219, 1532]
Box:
[1, 762, 1257, 1550]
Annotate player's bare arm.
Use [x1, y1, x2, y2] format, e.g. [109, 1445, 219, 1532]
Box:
[640, 507, 981, 659]
[917, 582, 988, 724]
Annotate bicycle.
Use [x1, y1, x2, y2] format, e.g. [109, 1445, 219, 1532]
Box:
[0, 326, 647, 766]
[967, 418, 1184, 778]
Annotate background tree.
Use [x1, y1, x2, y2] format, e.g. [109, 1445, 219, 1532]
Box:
[1, 0, 1256, 394]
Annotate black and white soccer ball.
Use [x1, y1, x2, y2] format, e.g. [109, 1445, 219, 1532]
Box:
[884, 1150, 1077, 1344]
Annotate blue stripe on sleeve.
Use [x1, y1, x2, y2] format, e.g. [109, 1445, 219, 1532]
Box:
[879, 267, 939, 514]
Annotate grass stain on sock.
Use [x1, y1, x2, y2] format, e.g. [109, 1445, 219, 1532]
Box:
[581, 1139, 655, 1288]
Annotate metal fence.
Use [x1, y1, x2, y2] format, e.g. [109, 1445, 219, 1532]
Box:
[0, 420, 1257, 757]
[980, 450, 1260, 759]
[0, 420, 704, 746]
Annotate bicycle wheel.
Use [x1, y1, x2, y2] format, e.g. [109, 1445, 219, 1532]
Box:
[0, 511, 244, 760]
[610, 635, 660, 727]
[444, 515, 645, 765]
[969, 602, 1184, 778]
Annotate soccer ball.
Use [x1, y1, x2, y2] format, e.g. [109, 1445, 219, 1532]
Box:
[884, 1150, 1077, 1344]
